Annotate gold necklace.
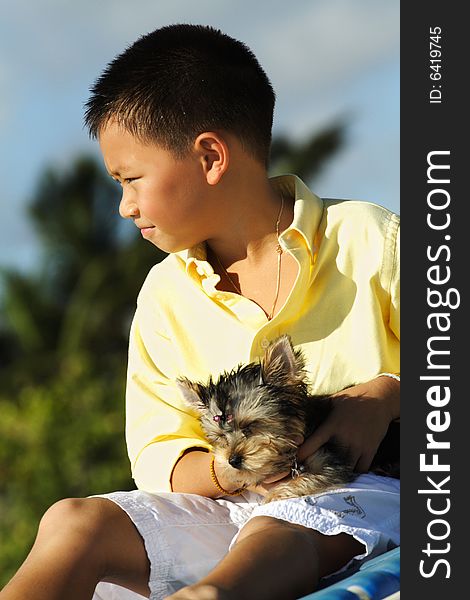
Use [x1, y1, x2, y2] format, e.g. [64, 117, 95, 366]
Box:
[213, 193, 285, 321]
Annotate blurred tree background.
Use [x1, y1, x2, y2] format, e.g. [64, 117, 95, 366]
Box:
[0, 122, 345, 585]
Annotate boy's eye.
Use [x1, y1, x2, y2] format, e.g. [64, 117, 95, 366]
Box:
[111, 176, 136, 186]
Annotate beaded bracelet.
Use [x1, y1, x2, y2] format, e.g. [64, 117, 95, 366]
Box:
[210, 456, 244, 496]
[377, 373, 400, 422]
[377, 372, 400, 381]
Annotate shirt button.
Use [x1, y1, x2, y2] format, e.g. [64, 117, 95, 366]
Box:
[260, 338, 270, 349]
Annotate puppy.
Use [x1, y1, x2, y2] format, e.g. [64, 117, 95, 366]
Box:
[177, 335, 399, 502]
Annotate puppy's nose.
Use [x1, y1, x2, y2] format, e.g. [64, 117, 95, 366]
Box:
[229, 454, 243, 469]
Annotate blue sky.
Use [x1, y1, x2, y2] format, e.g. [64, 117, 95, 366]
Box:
[0, 0, 399, 275]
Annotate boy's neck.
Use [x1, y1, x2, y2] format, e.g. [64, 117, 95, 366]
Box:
[205, 168, 294, 268]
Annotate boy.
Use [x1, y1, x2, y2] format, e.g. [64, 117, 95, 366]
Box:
[1, 24, 399, 600]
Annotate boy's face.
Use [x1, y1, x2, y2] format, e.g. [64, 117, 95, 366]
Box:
[99, 120, 214, 253]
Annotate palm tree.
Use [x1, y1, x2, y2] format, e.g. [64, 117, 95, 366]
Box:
[269, 120, 346, 181]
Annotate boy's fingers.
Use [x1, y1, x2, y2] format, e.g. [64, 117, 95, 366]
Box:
[355, 451, 375, 474]
[264, 470, 290, 484]
[296, 427, 331, 462]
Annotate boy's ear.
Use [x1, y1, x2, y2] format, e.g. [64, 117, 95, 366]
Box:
[194, 132, 229, 185]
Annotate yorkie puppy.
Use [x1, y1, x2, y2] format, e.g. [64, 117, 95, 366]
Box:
[177, 335, 399, 503]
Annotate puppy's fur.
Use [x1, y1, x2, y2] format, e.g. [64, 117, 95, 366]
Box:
[178, 335, 399, 503]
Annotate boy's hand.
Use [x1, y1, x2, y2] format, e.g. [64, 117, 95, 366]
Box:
[246, 375, 399, 496]
[297, 376, 400, 473]
[247, 474, 291, 497]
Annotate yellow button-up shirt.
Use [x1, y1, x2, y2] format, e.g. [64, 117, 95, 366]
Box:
[126, 175, 400, 492]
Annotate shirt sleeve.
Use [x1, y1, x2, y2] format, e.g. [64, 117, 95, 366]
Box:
[388, 216, 400, 344]
[125, 290, 211, 493]
[381, 212, 400, 376]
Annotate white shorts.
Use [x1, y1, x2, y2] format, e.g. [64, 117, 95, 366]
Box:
[92, 474, 399, 600]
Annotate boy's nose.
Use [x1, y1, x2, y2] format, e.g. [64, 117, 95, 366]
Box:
[119, 195, 139, 219]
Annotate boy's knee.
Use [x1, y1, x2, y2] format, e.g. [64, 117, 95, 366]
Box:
[236, 515, 364, 579]
[237, 515, 286, 536]
[236, 515, 316, 549]
[37, 498, 149, 589]
[39, 497, 114, 543]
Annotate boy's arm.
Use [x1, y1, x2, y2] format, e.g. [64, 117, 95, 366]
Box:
[297, 375, 399, 473]
[126, 271, 257, 498]
[298, 213, 400, 473]
[170, 449, 240, 497]
[125, 298, 212, 493]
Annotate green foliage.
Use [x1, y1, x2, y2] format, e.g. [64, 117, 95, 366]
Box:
[269, 120, 347, 181]
[0, 355, 134, 584]
[0, 156, 163, 586]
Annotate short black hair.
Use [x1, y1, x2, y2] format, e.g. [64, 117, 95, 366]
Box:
[84, 24, 276, 165]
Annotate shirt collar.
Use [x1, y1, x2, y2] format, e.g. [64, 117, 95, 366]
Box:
[271, 174, 323, 257]
[176, 174, 324, 276]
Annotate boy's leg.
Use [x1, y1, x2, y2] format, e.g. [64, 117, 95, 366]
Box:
[0, 498, 150, 600]
[167, 516, 364, 600]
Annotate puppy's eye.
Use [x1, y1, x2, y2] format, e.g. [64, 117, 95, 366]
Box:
[241, 421, 259, 435]
[217, 434, 229, 447]
[206, 431, 228, 446]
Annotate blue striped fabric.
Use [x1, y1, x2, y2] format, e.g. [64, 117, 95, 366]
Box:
[300, 547, 400, 599]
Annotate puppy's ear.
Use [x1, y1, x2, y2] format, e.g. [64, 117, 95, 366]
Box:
[261, 335, 305, 385]
[176, 378, 208, 413]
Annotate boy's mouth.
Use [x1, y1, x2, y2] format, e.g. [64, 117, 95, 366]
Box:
[140, 226, 155, 237]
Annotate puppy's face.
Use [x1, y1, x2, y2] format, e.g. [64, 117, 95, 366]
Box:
[178, 336, 309, 488]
